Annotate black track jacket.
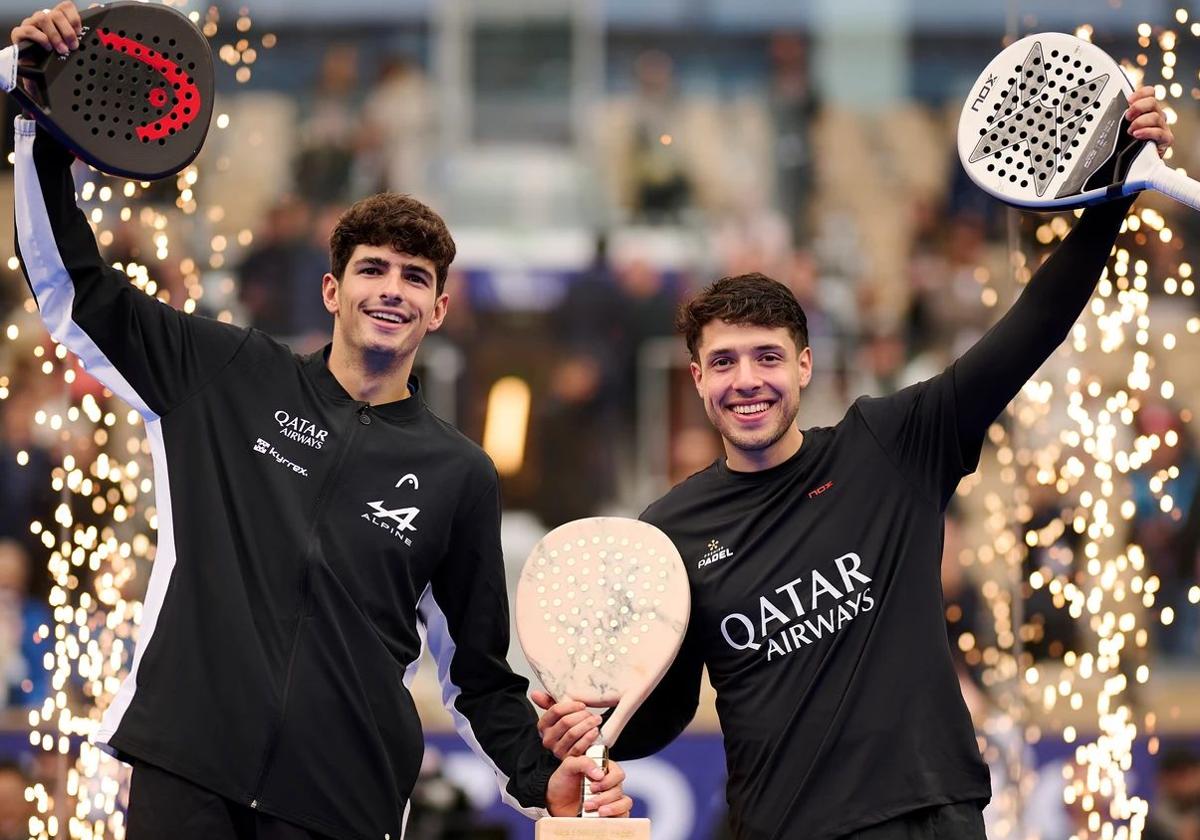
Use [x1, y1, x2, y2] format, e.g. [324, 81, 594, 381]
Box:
[13, 118, 557, 840]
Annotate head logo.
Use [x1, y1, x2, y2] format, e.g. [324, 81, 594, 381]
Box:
[698, 539, 734, 569]
[396, 473, 420, 490]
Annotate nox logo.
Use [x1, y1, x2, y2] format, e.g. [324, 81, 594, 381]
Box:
[969, 73, 998, 112]
[807, 481, 834, 499]
[365, 501, 420, 532]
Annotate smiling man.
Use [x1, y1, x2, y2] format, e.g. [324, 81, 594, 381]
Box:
[535, 90, 1173, 840]
[8, 5, 631, 838]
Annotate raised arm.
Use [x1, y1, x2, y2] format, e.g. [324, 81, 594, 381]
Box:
[10, 3, 247, 419]
[953, 87, 1171, 452]
[13, 120, 249, 418]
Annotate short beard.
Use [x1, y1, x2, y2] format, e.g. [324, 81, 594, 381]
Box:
[723, 419, 791, 453]
[715, 400, 799, 454]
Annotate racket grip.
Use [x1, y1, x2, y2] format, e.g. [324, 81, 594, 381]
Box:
[1147, 162, 1200, 212]
[580, 743, 607, 819]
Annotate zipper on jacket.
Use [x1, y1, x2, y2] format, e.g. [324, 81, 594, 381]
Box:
[246, 402, 370, 807]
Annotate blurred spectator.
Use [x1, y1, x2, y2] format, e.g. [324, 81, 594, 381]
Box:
[906, 211, 1004, 365]
[0, 762, 31, 840]
[1130, 402, 1200, 658]
[0, 539, 50, 709]
[404, 748, 478, 840]
[236, 198, 331, 345]
[768, 33, 819, 244]
[1021, 484, 1083, 661]
[293, 43, 365, 205]
[553, 235, 623, 362]
[1145, 748, 1200, 840]
[360, 56, 434, 197]
[611, 258, 678, 421]
[627, 51, 693, 223]
[531, 354, 617, 528]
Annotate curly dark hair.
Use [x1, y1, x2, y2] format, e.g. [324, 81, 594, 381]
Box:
[329, 193, 457, 293]
[675, 273, 809, 362]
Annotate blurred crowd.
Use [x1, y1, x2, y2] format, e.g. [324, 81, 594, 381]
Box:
[0, 24, 1198, 840]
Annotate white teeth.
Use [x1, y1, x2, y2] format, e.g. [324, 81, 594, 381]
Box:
[368, 311, 403, 323]
[732, 403, 770, 415]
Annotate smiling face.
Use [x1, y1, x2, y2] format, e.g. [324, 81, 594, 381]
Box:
[322, 244, 448, 364]
[690, 320, 812, 472]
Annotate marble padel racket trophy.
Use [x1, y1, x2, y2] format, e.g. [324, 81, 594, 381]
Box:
[516, 517, 690, 839]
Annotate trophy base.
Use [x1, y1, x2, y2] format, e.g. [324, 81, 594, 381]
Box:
[535, 817, 651, 839]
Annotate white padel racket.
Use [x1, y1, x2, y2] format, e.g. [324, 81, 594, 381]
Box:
[516, 517, 689, 814]
[958, 32, 1200, 211]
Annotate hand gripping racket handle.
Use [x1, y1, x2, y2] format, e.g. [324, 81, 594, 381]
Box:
[1145, 159, 1200, 212]
[580, 743, 607, 819]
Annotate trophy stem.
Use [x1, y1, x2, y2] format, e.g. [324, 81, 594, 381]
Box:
[580, 743, 608, 818]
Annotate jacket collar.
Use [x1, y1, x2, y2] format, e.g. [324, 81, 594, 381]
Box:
[302, 344, 426, 422]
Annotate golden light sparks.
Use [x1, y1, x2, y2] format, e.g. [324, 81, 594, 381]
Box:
[956, 15, 1200, 837]
[0, 15, 277, 839]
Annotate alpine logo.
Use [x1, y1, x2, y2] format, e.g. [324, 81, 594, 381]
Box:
[274, 409, 329, 450]
[362, 488, 421, 546]
[366, 501, 420, 531]
[698, 539, 734, 569]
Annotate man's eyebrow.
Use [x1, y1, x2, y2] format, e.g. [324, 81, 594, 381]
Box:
[705, 343, 786, 359]
[352, 257, 432, 279]
[353, 256, 392, 269]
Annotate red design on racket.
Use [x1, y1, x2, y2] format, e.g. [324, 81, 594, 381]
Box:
[2, 1, 214, 180]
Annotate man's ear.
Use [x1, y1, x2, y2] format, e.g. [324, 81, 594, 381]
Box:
[690, 360, 704, 398]
[321, 273, 339, 316]
[426, 293, 450, 332]
[797, 345, 813, 389]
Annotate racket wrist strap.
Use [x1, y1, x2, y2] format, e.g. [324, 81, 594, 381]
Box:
[580, 743, 607, 818]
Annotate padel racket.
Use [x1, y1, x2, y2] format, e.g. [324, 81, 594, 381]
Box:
[0, 1, 214, 180]
[515, 517, 689, 814]
[958, 32, 1200, 210]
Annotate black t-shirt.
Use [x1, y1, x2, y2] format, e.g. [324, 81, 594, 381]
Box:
[631, 372, 989, 840]
[610, 198, 1134, 839]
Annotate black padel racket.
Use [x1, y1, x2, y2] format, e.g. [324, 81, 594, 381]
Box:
[0, 1, 214, 180]
[958, 32, 1200, 211]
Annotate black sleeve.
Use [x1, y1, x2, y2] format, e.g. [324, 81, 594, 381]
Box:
[607, 617, 704, 759]
[953, 197, 1133, 450]
[420, 467, 558, 815]
[859, 197, 1133, 508]
[12, 118, 247, 418]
